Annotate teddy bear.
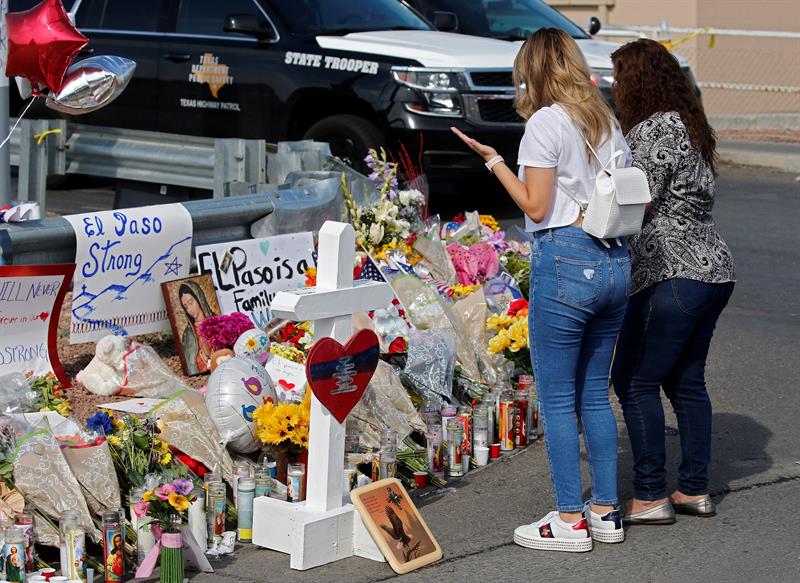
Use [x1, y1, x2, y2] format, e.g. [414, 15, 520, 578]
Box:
[76, 335, 131, 396]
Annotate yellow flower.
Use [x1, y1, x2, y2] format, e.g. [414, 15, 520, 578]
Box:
[154, 439, 169, 454]
[167, 492, 189, 512]
[486, 314, 512, 330]
[507, 318, 529, 352]
[245, 337, 257, 350]
[142, 490, 154, 502]
[112, 417, 125, 429]
[55, 401, 71, 417]
[480, 214, 500, 232]
[290, 425, 310, 449]
[107, 435, 121, 447]
[487, 329, 512, 354]
[160, 453, 172, 465]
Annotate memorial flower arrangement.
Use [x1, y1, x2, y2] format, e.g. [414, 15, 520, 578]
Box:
[252, 389, 312, 454]
[342, 148, 425, 253]
[26, 372, 71, 417]
[486, 298, 532, 376]
[133, 478, 197, 583]
[198, 312, 254, 351]
[96, 411, 182, 490]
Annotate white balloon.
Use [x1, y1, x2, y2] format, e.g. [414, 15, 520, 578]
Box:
[233, 328, 270, 365]
[204, 356, 276, 453]
[45, 55, 136, 115]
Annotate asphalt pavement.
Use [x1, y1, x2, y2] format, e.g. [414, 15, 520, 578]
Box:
[34, 163, 800, 582]
[186, 164, 800, 583]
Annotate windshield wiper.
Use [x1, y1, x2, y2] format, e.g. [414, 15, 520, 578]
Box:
[494, 34, 528, 41]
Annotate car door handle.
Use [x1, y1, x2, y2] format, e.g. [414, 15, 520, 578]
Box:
[163, 53, 191, 63]
[78, 47, 94, 56]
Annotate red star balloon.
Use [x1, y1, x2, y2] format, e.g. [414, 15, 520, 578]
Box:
[5, 0, 89, 94]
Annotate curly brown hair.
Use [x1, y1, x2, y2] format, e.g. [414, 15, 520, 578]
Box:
[612, 39, 717, 171]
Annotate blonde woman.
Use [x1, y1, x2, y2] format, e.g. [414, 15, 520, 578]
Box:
[453, 28, 632, 552]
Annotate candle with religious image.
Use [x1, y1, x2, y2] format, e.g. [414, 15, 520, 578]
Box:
[14, 510, 35, 573]
[287, 463, 306, 503]
[206, 481, 227, 547]
[2, 526, 25, 583]
[102, 511, 124, 583]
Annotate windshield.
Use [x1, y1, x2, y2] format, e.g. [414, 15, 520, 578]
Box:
[262, 0, 432, 35]
[410, 0, 589, 40]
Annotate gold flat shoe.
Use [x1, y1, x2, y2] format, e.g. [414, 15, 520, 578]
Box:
[622, 501, 676, 525]
[672, 495, 716, 517]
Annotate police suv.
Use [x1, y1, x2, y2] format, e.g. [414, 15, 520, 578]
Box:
[8, 0, 531, 181]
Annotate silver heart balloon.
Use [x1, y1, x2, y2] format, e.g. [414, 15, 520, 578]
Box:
[45, 55, 136, 115]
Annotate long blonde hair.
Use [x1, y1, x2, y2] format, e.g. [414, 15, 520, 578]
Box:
[513, 28, 616, 153]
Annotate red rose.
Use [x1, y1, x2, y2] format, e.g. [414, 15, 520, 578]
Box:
[507, 298, 529, 317]
[388, 337, 408, 354]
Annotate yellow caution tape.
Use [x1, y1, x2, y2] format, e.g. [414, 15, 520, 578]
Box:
[660, 27, 712, 51]
[33, 128, 62, 145]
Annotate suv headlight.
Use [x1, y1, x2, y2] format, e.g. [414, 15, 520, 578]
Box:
[590, 68, 615, 89]
[391, 67, 464, 117]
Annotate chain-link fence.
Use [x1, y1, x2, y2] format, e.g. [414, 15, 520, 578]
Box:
[596, 25, 800, 121]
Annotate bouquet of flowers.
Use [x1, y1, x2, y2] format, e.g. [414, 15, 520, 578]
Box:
[253, 390, 311, 454]
[486, 298, 532, 376]
[26, 372, 71, 417]
[88, 411, 183, 492]
[133, 478, 196, 583]
[198, 312, 254, 352]
[342, 148, 426, 254]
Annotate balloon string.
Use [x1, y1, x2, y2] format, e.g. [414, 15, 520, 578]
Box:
[0, 96, 38, 150]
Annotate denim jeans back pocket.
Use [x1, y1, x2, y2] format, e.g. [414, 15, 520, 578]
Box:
[554, 256, 603, 308]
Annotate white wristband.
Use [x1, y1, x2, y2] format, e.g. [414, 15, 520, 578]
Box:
[485, 155, 504, 173]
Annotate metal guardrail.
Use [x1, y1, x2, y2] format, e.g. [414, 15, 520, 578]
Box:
[9, 118, 268, 206]
[0, 192, 274, 265]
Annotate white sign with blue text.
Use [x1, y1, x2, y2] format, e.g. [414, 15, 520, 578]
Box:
[195, 232, 314, 328]
[65, 205, 193, 344]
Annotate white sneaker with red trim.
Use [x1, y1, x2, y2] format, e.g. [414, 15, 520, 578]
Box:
[513, 511, 593, 552]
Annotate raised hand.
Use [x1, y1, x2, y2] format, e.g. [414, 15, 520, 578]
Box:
[451, 127, 498, 161]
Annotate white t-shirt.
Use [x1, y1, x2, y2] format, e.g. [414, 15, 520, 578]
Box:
[517, 103, 632, 232]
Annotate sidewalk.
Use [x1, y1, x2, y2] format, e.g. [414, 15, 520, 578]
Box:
[717, 139, 800, 173]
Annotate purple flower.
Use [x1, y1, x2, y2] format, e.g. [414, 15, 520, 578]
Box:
[172, 478, 194, 496]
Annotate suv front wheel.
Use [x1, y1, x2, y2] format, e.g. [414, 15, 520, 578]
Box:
[303, 114, 385, 173]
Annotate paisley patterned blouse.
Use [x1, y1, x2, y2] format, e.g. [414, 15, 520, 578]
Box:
[627, 111, 735, 294]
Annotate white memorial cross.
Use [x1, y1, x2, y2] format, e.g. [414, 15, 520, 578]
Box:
[252, 221, 394, 570]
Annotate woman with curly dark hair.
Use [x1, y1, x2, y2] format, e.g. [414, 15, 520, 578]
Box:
[610, 39, 736, 525]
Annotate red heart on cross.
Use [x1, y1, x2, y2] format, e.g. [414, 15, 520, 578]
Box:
[39, 312, 49, 321]
[278, 379, 296, 390]
[305, 329, 380, 424]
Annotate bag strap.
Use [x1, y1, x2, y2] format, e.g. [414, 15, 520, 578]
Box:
[556, 179, 587, 211]
[584, 138, 625, 175]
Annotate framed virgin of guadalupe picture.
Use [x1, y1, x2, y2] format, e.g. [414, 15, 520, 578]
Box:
[161, 274, 221, 376]
[350, 478, 442, 574]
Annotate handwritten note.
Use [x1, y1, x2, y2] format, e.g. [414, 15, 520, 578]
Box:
[64, 205, 193, 344]
[0, 265, 75, 385]
[195, 233, 314, 327]
[265, 354, 307, 402]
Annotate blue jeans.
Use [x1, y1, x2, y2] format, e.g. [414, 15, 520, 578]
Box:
[529, 227, 630, 512]
[612, 278, 734, 500]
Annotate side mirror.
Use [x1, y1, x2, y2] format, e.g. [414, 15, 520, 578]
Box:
[224, 13, 276, 40]
[588, 16, 602, 36]
[432, 11, 459, 32]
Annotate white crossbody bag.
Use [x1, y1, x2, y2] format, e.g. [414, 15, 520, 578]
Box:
[558, 139, 651, 241]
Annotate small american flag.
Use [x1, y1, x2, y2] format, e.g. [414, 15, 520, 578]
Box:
[358, 255, 386, 282]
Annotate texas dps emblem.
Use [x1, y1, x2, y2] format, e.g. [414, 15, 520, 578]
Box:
[189, 53, 233, 98]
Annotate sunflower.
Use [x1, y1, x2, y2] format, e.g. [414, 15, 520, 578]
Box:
[480, 214, 500, 232]
[160, 453, 172, 465]
[290, 425, 309, 449]
[142, 490, 154, 502]
[107, 435, 121, 447]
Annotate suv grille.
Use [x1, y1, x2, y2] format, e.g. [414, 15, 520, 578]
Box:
[470, 71, 514, 88]
[477, 98, 523, 124]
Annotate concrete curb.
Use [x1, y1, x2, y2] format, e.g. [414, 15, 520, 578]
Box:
[717, 140, 800, 173]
